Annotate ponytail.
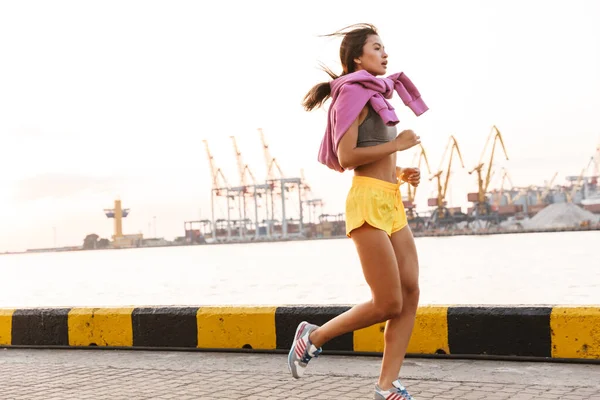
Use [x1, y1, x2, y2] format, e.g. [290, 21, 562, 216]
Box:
[302, 64, 340, 112]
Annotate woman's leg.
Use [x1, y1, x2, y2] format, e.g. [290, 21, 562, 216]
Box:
[309, 223, 404, 348]
[377, 225, 420, 390]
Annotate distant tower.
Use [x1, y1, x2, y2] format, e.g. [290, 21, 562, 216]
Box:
[104, 199, 130, 240]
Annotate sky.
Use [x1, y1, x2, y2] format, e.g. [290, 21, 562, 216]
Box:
[1, 0, 599, 252]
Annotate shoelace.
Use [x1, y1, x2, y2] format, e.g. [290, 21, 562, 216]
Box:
[392, 383, 413, 400]
[300, 345, 322, 363]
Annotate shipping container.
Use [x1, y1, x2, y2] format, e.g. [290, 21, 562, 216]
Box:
[497, 204, 523, 215]
[467, 192, 479, 202]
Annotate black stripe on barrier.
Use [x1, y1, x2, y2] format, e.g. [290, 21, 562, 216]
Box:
[11, 308, 70, 346]
[275, 306, 353, 352]
[447, 306, 552, 357]
[132, 307, 198, 348]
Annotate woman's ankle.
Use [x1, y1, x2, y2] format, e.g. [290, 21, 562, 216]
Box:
[376, 381, 394, 391]
[308, 328, 322, 348]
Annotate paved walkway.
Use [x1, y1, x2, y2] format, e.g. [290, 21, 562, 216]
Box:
[0, 348, 599, 399]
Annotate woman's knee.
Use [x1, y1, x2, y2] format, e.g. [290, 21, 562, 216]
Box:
[403, 284, 420, 312]
[374, 297, 404, 321]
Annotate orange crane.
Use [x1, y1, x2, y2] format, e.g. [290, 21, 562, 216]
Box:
[537, 171, 558, 203]
[567, 157, 596, 203]
[257, 128, 287, 236]
[500, 167, 514, 192]
[229, 135, 261, 239]
[300, 168, 324, 226]
[468, 125, 509, 217]
[403, 143, 432, 209]
[259, 128, 284, 180]
[428, 135, 465, 224]
[567, 168, 585, 203]
[300, 168, 311, 200]
[508, 187, 530, 206]
[203, 139, 232, 241]
[203, 139, 229, 196]
[230, 136, 257, 190]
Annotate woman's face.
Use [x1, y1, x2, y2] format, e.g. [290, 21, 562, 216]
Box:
[355, 34, 388, 76]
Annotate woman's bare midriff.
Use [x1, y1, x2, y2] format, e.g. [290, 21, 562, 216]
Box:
[353, 105, 398, 184]
[354, 153, 397, 183]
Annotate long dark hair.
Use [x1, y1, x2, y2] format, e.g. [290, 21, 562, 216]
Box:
[302, 23, 379, 112]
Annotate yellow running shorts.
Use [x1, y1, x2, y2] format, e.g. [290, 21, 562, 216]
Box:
[345, 175, 408, 237]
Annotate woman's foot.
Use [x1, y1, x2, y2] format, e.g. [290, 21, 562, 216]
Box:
[287, 321, 322, 379]
[374, 379, 415, 399]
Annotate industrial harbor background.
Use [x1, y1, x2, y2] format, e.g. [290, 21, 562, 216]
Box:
[1, 4, 599, 398]
[6, 126, 598, 254]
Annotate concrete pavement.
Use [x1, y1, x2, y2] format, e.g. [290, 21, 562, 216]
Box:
[1, 348, 599, 399]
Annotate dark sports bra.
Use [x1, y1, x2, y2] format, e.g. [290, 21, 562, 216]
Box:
[357, 106, 397, 147]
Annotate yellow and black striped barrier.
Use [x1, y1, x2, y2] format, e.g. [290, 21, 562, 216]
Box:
[0, 306, 599, 361]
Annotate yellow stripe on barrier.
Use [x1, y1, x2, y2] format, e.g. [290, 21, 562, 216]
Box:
[551, 307, 600, 359]
[197, 307, 276, 350]
[68, 308, 134, 347]
[0, 309, 14, 346]
[354, 306, 449, 354]
[408, 306, 449, 354]
[354, 321, 386, 353]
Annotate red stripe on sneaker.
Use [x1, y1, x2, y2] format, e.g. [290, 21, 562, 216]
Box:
[295, 339, 306, 358]
[387, 393, 402, 400]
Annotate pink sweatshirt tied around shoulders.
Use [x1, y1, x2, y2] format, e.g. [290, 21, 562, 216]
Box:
[317, 70, 429, 172]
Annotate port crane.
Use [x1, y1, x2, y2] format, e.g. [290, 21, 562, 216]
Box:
[403, 144, 432, 208]
[258, 128, 283, 237]
[203, 139, 230, 196]
[401, 144, 432, 230]
[230, 136, 257, 190]
[301, 168, 324, 226]
[259, 128, 284, 180]
[197, 130, 313, 243]
[229, 136, 260, 239]
[567, 156, 598, 203]
[537, 171, 558, 204]
[258, 128, 304, 239]
[494, 167, 516, 206]
[468, 125, 509, 221]
[427, 135, 466, 229]
[203, 139, 232, 241]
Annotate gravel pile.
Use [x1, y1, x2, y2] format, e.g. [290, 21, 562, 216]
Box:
[522, 202, 599, 230]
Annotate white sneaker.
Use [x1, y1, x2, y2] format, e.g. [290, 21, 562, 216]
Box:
[374, 379, 415, 399]
[286, 321, 322, 379]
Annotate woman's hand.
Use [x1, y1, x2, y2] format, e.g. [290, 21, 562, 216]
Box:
[394, 129, 421, 152]
[398, 167, 421, 187]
